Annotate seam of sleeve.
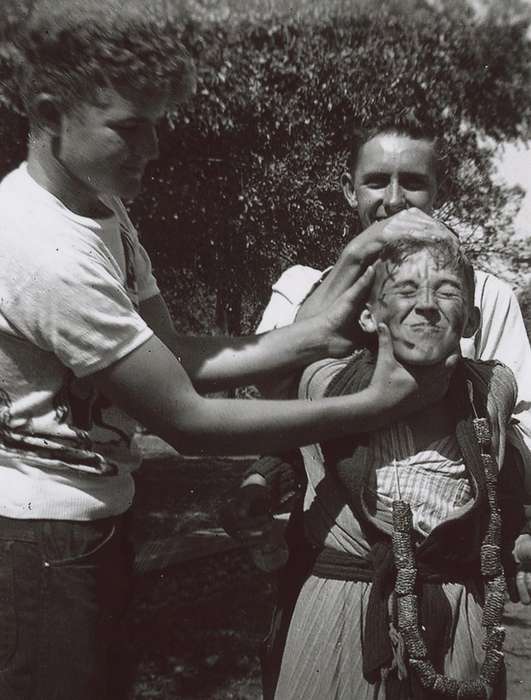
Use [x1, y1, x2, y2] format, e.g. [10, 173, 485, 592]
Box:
[73, 326, 154, 378]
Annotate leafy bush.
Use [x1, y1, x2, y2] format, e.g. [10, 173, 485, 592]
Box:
[1, 0, 530, 335]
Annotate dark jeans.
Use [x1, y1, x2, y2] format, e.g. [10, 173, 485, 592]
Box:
[0, 514, 134, 700]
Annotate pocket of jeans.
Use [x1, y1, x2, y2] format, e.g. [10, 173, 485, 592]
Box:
[44, 523, 117, 568]
[0, 541, 17, 668]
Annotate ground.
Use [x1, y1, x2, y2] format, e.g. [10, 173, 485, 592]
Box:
[128, 439, 531, 699]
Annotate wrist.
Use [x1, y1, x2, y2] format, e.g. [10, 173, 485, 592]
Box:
[333, 386, 396, 434]
[292, 316, 330, 363]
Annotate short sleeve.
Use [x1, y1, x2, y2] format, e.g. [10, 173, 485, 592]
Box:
[102, 195, 160, 303]
[466, 271, 531, 500]
[2, 247, 153, 378]
[256, 265, 327, 333]
[298, 358, 351, 400]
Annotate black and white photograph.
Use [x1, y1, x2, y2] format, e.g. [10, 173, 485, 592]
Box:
[0, 0, 530, 698]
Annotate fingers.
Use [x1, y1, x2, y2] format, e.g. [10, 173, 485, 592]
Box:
[516, 570, 531, 605]
[342, 264, 375, 302]
[443, 353, 459, 371]
[384, 209, 455, 242]
[376, 322, 393, 354]
[373, 323, 398, 371]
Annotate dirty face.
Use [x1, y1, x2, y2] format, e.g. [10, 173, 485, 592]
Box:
[360, 248, 478, 365]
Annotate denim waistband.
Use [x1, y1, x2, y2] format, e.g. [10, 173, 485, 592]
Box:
[0, 514, 127, 542]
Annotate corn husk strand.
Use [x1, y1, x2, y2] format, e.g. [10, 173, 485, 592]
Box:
[390, 417, 505, 698]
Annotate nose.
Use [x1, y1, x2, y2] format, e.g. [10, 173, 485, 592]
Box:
[414, 287, 440, 323]
[383, 178, 406, 216]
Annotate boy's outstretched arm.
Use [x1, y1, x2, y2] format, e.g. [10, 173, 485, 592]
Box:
[139, 267, 374, 394]
[91, 325, 456, 456]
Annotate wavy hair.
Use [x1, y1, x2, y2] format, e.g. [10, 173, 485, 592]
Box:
[6, 0, 196, 121]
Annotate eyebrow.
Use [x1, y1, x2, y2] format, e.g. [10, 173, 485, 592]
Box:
[436, 277, 463, 288]
[384, 274, 463, 289]
[360, 170, 431, 181]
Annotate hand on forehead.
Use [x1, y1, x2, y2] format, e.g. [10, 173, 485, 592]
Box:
[381, 208, 458, 241]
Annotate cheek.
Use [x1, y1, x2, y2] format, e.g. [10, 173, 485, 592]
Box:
[357, 189, 380, 216]
[440, 302, 467, 331]
[372, 298, 404, 325]
[408, 190, 435, 212]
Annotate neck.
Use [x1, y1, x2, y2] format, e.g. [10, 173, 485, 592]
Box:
[27, 133, 111, 218]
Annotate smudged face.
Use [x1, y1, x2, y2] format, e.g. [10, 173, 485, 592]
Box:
[343, 133, 438, 229]
[359, 249, 479, 365]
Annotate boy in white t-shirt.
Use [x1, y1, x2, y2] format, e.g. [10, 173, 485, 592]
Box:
[0, 2, 454, 698]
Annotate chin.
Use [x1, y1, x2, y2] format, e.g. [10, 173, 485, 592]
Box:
[403, 356, 445, 367]
[396, 345, 450, 366]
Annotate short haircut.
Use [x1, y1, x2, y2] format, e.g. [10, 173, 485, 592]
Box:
[9, 0, 196, 124]
[348, 111, 442, 179]
[374, 237, 476, 308]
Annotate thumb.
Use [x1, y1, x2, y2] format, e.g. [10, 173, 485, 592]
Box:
[376, 322, 393, 355]
[444, 353, 459, 371]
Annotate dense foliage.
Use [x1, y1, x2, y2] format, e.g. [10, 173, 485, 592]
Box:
[1, 0, 530, 334]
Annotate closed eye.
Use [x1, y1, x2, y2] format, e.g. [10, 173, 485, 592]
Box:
[361, 174, 389, 189]
[437, 290, 461, 299]
[394, 284, 418, 297]
[400, 174, 431, 191]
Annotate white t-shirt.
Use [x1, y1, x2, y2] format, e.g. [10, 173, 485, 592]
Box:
[257, 263, 531, 492]
[0, 163, 159, 519]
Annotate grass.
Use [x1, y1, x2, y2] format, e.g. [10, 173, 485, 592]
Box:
[128, 446, 271, 699]
[131, 572, 272, 700]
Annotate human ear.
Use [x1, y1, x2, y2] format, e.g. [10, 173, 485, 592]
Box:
[31, 94, 63, 135]
[341, 171, 358, 210]
[359, 307, 378, 334]
[463, 306, 480, 338]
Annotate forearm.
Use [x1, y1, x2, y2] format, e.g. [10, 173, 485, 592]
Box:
[140, 294, 323, 392]
[168, 322, 329, 393]
[93, 334, 401, 456]
[132, 386, 390, 456]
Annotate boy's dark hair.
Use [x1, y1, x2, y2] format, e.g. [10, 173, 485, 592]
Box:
[8, 0, 196, 124]
[348, 110, 443, 179]
[376, 236, 476, 308]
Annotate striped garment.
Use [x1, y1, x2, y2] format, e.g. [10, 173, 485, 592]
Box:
[274, 577, 485, 700]
[275, 426, 486, 700]
[366, 423, 473, 536]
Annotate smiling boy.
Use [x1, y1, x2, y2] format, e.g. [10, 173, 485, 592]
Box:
[268, 238, 527, 700]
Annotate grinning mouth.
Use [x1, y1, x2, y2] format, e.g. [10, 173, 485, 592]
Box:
[407, 324, 444, 334]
